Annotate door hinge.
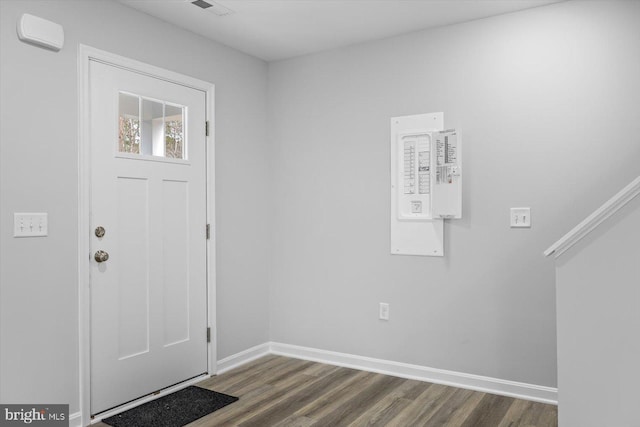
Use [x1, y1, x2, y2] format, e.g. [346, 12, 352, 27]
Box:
[205, 121, 210, 137]
[207, 327, 211, 343]
[206, 224, 211, 239]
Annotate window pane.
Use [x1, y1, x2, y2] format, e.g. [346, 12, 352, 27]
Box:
[118, 93, 140, 154]
[164, 104, 184, 159]
[118, 93, 186, 160]
[141, 98, 164, 156]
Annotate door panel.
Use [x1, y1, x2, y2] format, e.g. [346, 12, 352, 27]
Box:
[89, 60, 208, 414]
[116, 176, 150, 359]
[162, 179, 190, 346]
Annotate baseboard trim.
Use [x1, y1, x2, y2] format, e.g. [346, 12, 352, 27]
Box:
[219, 342, 557, 405]
[216, 342, 271, 375]
[69, 411, 82, 427]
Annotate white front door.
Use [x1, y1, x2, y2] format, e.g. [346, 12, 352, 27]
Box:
[89, 60, 208, 414]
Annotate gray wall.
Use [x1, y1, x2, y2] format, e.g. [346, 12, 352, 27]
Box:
[0, 0, 270, 412]
[2, 0, 639, 416]
[556, 192, 640, 427]
[268, 0, 640, 388]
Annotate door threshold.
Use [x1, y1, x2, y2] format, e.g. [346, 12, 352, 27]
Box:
[90, 373, 210, 424]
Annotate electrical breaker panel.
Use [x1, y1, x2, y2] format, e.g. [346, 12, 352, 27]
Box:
[432, 129, 462, 219]
[390, 113, 462, 256]
[397, 132, 432, 220]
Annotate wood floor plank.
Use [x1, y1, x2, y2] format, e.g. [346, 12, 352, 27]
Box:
[189, 367, 318, 426]
[497, 399, 559, 427]
[237, 366, 362, 427]
[392, 380, 433, 401]
[197, 355, 287, 392]
[385, 383, 457, 426]
[206, 354, 281, 384]
[272, 416, 317, 427]
[421, 387, 484, 427]
[346, 378, 434, 427]
[291, 370, 377, 420]
[310, 374, 406, 426]
[94, 356, 558, 427]
[224, 358, 314, 396]
[300, 362, 341, 378]
[347, 395, 413, 427]
[192, 379, 314, 426]
[535, 402, 558, 427]
[459, 393, 515, 427]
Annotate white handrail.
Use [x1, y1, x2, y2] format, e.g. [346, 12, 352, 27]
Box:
[544, 176, 640, 258]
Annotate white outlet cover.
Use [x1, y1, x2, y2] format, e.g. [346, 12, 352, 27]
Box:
[510, 207, 531, 228]
[379, 303, 390, 320]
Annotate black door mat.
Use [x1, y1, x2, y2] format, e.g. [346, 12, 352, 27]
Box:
[102, 386, 238, 427]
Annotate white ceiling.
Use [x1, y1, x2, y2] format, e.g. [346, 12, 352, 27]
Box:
[118, 0, 564, 62]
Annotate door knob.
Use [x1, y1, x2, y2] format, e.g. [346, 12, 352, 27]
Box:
[94, 250, 109, 263]
[95, 226, 106, 238]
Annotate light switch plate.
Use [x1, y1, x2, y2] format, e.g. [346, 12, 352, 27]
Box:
[14, 213, 48, 237]
[510, 207, 531, 228]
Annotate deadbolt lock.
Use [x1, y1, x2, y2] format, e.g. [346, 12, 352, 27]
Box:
[95, 226, 106, 238]
[94, 250, 109, 263]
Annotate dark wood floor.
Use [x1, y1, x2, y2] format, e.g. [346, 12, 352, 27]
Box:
[97, 355, 558, 426]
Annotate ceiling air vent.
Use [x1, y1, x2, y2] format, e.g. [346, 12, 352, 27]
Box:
[191, 0, 235, 16]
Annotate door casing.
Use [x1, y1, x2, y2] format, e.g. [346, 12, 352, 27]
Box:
[77, 45, 216, 425]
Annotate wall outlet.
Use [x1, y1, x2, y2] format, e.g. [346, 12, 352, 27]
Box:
[379, 303, 389, 321]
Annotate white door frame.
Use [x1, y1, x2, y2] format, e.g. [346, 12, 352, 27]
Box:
[77, 45, 216, 425]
